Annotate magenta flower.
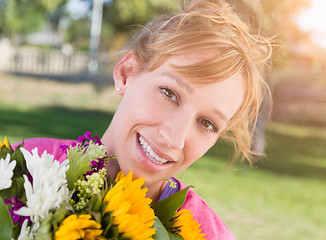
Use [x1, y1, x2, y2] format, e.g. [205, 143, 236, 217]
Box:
[4, 197, 31, 226]
[77, 131, 94, 143]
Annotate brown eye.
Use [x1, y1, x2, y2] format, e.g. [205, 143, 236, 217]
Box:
[200, 119, 218, 133]
[160, 87, 178, 103]
[162, 88, 175, 98]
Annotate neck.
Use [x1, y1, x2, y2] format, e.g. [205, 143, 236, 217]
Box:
[105, 157, 120, 182]
[146, 180, 167, 205]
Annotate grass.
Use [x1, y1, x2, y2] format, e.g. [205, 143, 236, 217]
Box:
[0, 106, 114, 143]
[1, 73, 326, 239]
[178, 156, 326, 239]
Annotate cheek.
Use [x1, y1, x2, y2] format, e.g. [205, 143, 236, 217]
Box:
[184, 135, 218, 165]
[119, 86, 167, 128]
[134, 85, 175, 120]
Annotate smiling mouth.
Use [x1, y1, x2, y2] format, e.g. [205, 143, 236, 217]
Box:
[138, 134, 169, 165]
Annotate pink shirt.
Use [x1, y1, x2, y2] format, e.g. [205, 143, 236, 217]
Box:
[13, 138, 234, 240]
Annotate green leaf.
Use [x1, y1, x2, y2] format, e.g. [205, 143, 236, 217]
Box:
[0, 151, 7, 159]
[65, 142, 107, 190]
[168, 232, 184, 240]
[108, 225, 119, 237]
[151, 186, 190, 224]
[153, 218, 184, 240]
[102, 213, 113, 235]
[0, 197, 13, 240]
[1, 177, 25, 201]
[0, 145, 12, 156]
[11, 144, 28, 178]
[35, 212, 54, 240]
[35, 205, 70, 240]
[153, 218, 170, 240]
[89, 194, 103, 212]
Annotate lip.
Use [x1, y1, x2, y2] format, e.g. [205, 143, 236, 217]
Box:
[136, 133, 174, 172]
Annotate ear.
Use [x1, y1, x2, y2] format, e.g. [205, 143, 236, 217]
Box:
[113, 51, 141, 96]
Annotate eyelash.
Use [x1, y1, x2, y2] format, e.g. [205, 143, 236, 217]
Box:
[159, 86, 219, 134]
[199, 119, 219, 134]
[159, 86, 179, 105]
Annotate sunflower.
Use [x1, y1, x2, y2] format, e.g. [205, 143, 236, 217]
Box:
[104, 171, 156, 240]
[0, 136, 10, 150]
[55, 214, 103, 240]
[172, 209, 206, 240]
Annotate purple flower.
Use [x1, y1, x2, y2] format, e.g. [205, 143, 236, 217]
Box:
[61, 132, 102, 154]
[84, 156, 106, 176]
[4, 197, 31, 226]
[77, 131, 94, 143]
[60, 142, 76, 153]
[77, 136, 86, 143]
[91, 160, 98, 168]
[60, 144, 69, 153]
[84, 131, 94, 141]
[27, 172, 33, 184]
[94, 135, 103, 145]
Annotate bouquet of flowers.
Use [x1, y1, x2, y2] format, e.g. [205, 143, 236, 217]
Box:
[0, 133, 206, 240]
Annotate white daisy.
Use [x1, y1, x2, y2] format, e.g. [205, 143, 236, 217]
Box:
[0, 153, 16, 190]
[15, 148, 70, 224]
[16, 219, 33, 240]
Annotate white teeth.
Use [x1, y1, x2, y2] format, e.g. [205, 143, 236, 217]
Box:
[138, 135, 168, 164]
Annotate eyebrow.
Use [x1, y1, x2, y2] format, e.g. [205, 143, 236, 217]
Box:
[162, 72, 193, 93]
[213, 109, 229, 124]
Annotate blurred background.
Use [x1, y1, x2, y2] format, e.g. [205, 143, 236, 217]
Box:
[0, 0, 325, 239]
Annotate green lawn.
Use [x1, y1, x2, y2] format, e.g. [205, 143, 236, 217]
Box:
[1, 74, 325, 239]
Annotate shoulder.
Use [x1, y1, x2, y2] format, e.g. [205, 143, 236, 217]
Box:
[173, 178, 235, 240]
[13, 138, 75, 164]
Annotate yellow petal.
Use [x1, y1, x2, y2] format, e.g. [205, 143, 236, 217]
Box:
[122, 170, 133, 188]
[55, 230, 82, 239]
[84, 229, 103, 239]
[105, 192, 124, 212]
[172, 209, 206, 240]
[4, 137, 10, 149]
[115, 171, 125, 182]
[111, 200, 131, 217]
[104, 179, 125, 201]
[55, 214, 102, 240]
[103, 170, 155, 240]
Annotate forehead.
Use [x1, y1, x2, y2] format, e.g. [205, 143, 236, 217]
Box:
[168, 51, 215, 68]
[162, 50, 246, 85]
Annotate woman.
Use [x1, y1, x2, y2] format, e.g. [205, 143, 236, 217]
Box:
[15, 0, 272, 239]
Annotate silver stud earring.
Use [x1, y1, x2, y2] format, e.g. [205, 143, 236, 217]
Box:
[116, 87, 121, 92]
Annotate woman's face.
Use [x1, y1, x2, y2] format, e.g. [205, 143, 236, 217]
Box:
[102, 52, 245, 188]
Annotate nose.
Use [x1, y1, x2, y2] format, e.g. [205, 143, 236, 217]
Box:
[158, 113, 193, 150]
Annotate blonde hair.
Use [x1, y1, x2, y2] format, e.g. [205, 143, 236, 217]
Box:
[126, 0, 272, 164]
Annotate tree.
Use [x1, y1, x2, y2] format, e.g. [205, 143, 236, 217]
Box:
[102, 0, 178, 50]
[226, 0, 313, 157]
[65, 0, 178, 51]
[65, 17, 91, 51]
[0, 0, 68, 45]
